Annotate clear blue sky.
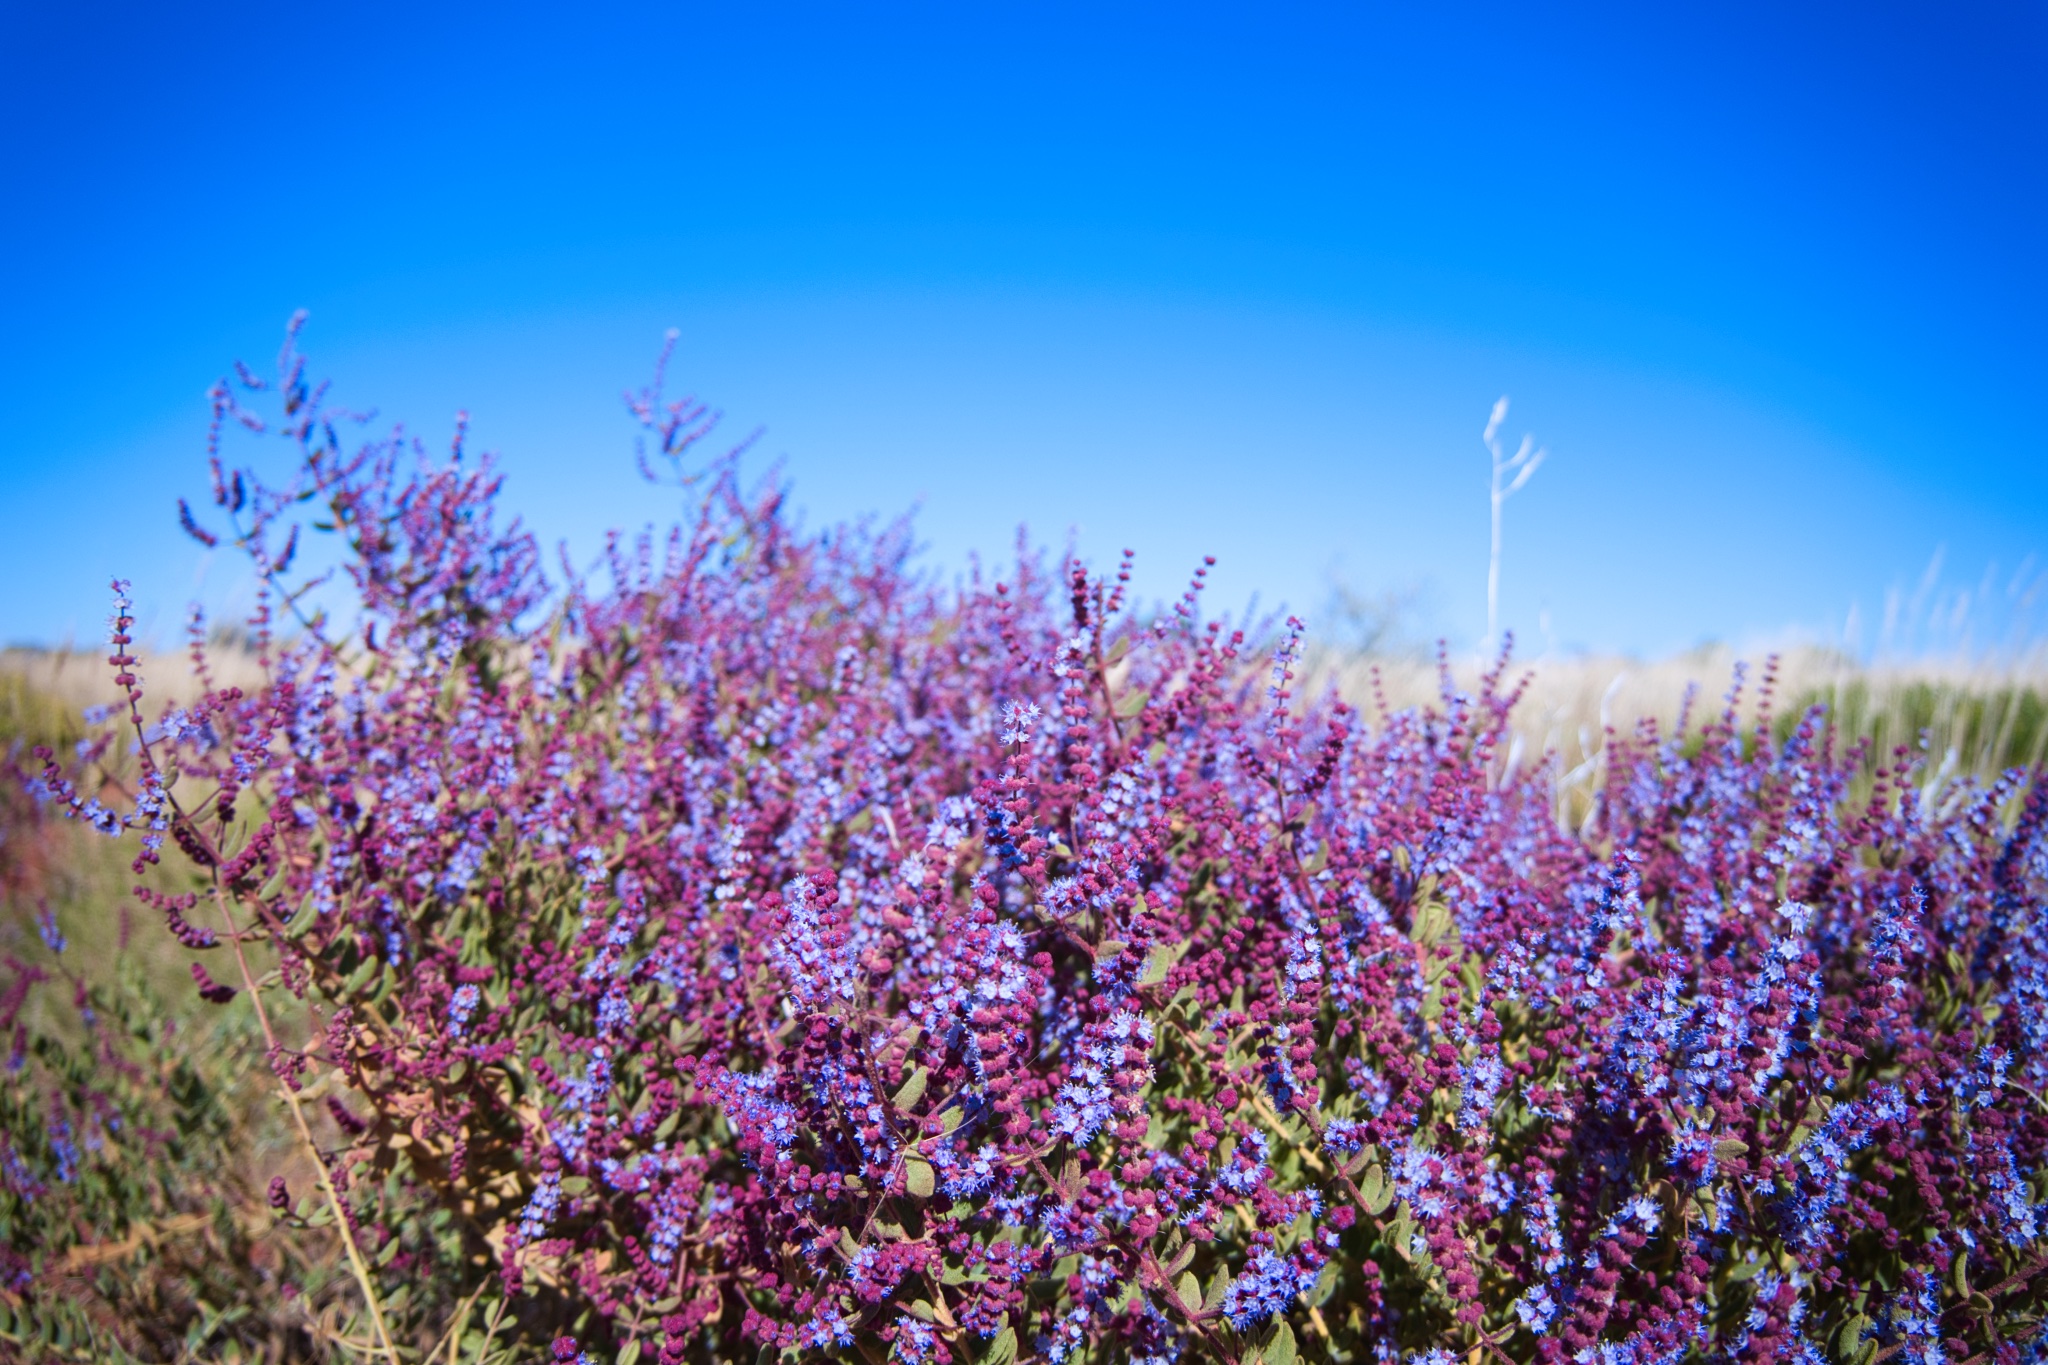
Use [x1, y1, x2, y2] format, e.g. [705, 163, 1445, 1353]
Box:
[3, 2, 2042, 657]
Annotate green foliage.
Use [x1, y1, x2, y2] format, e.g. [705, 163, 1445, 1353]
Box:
[1779, 676, 2048, 778]
[0, 962, 354, 1362]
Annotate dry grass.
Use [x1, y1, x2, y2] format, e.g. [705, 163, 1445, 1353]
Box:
[1310, 643, 2047, 832]
[0, 642, 268, 721]
[0, 642, 272, 1036]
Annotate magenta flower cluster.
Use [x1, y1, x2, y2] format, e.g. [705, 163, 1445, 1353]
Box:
[44, 323, 2048, 1363]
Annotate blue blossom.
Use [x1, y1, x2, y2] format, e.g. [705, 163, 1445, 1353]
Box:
[1513, 1283, 1558, 1332]
[0, 1139, 40, 1202]
[1050, 1012, 1152, 1145]
[519, 1169, 561, 1241]
[437, 833, 488, 901]
[1520, 1165, 1569, 1275]
[1219, 1249, 1316, 1331]
[1777, 1092, 1894, 1248]
[1050, 1076, 1115, 1144]
[49, 1117, 78, 1184]
[702, 1067, 799, 1162]
[556, 1048, 612, 1163]
[1983, 1146, 2041, 1244]
[596, 985, 635, 1037]
[895, 1315, 938, 1363]
[999, 700, 1042, 747]
[1216, 1130, 1269, 1196]
[1458, 1053, 1506, 1131]
[1955, 1046, 2010, 1109]
[133, 770, 170, 856]
[1042, 1307, 1090, 1364]
[575, 844, 607, 891]
[80, 799, 122, 837]
[938, 1141, 1000, 1198]
[447, 984, 480, 1038]
[800, 1306, 856, 1351]
[767, 875, 860, 1010]
[1321, 1117, 1365, 1154]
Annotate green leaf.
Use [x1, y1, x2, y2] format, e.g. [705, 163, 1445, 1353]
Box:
[1202, 1268, 1232, 1313]
[1103, 636, 1132, 666]
[1140, 939, 1191, 986]
[1712, 1138, 1749, 1162]
[1115, 688, 1150, 718]
[904, 1155, 936, 1199]
[618, 1343, 643, 1365]
[1361, 1163, 1393, 1215]
[1309, 1261, 1338, 1306]
[1177, 1272, 1202, 1313]
[1265, 1319, 1298, 1365]
[342, 954, 380, 994]
[1409, 901, 1451, 949]
[893, 1065, 930, 1112]
[981, 1325, 1018, 1365]
[1386, 1201, 1413, 1259]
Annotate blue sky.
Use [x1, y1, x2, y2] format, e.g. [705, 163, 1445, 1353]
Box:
[3, 2, 2042, 657]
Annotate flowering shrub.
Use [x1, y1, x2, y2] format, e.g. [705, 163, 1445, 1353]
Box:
[16, 319, 2048, 1362]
